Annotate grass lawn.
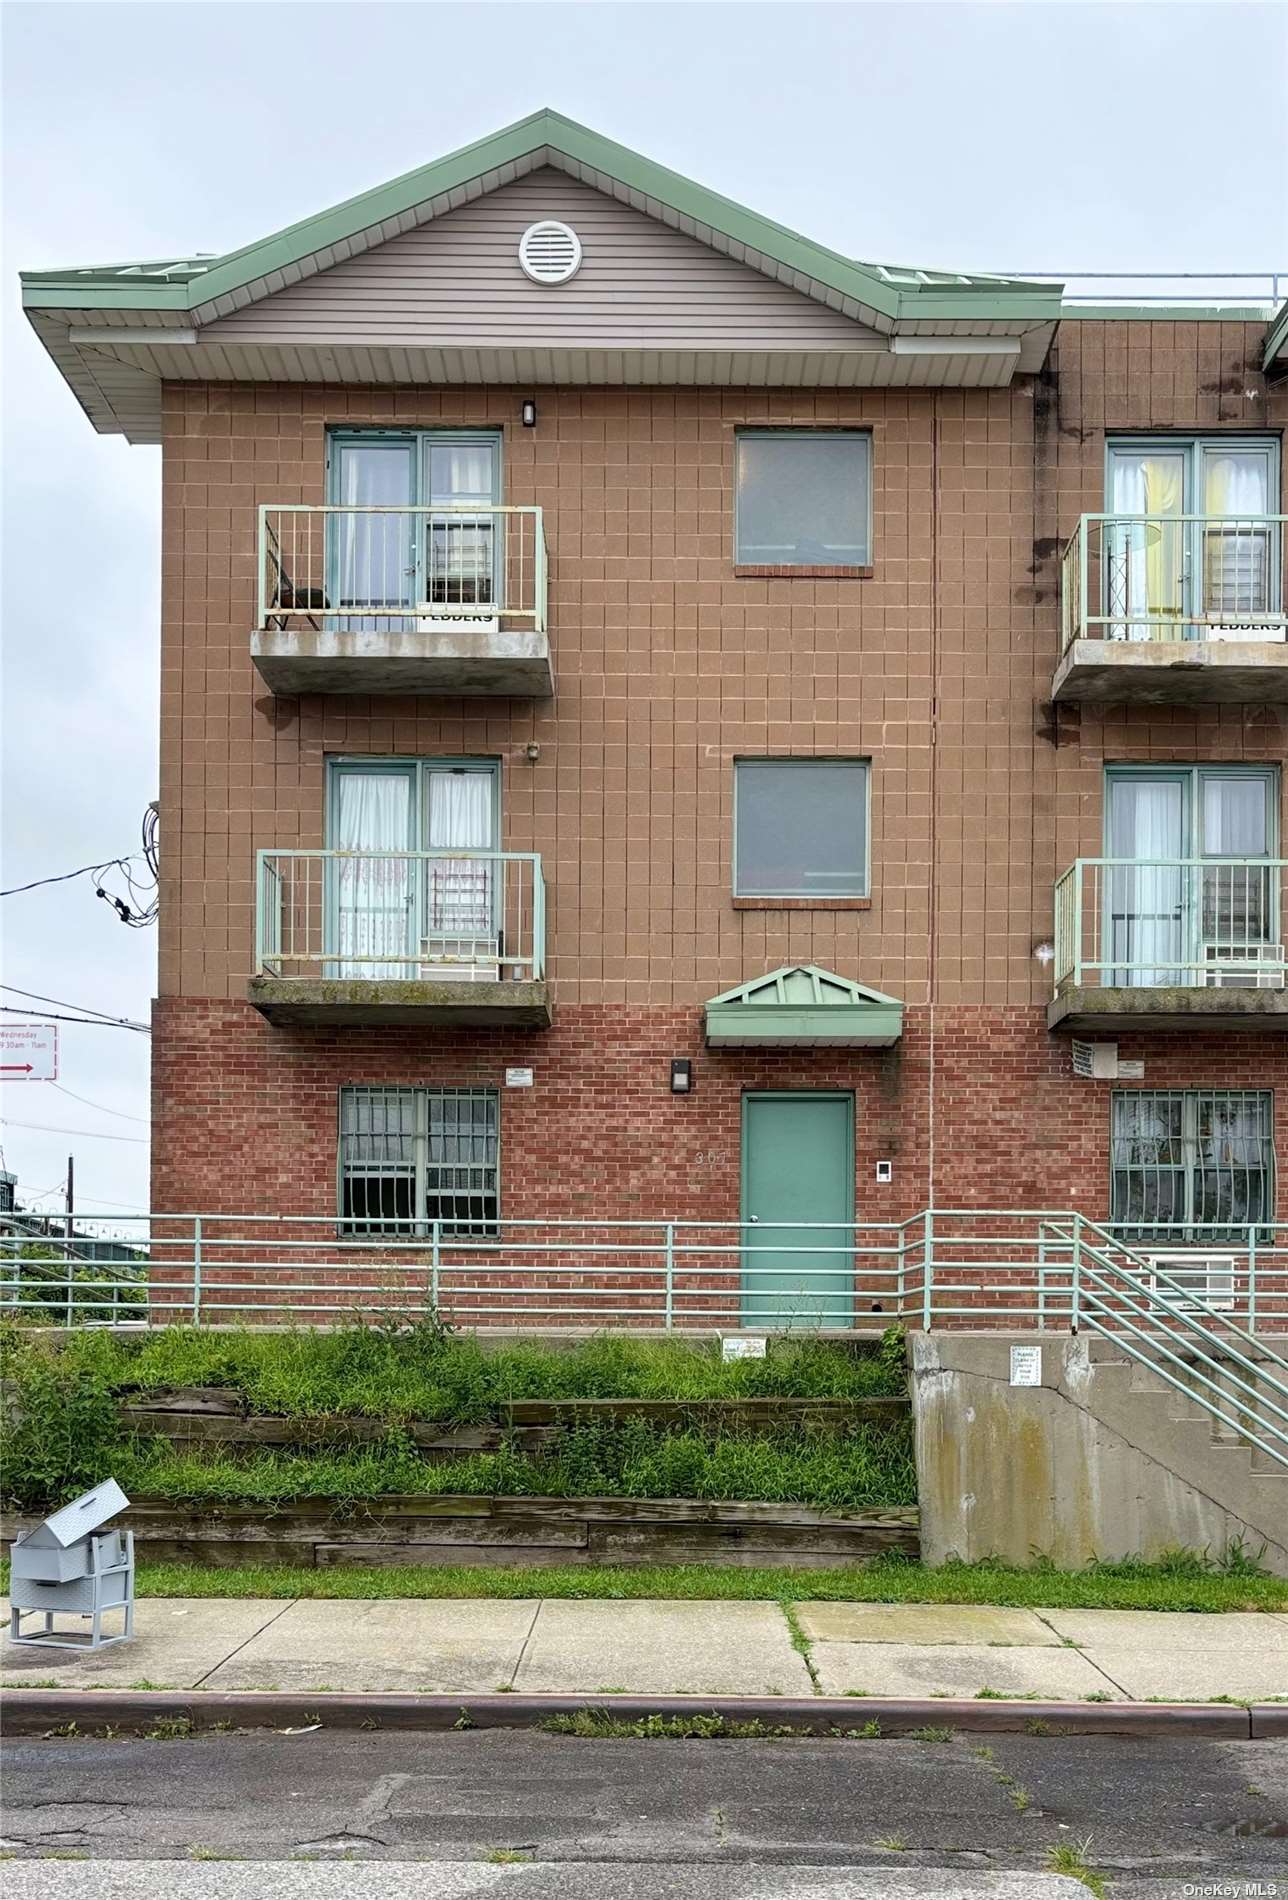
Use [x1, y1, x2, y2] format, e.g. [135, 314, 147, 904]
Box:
[25, 1555, 1283, 1612]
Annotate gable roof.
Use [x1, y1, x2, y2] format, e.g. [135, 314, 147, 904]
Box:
[704, 965, 903, 1048]
[23, 109, 1060, 328]
[21, 109, 1068, 441]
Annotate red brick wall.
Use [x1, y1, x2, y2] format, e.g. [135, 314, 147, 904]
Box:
[153, 996, 1288, 1227]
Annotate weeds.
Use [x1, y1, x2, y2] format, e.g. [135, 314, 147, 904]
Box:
[1045, 1836, 1110, 1898]
[539, 1710, 800, 1740]
[907, 1725, 954, 1743]
[483, 1849, 533, 1864]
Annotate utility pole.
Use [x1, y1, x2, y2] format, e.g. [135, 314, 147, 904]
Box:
[65, 1154, 74, 1241]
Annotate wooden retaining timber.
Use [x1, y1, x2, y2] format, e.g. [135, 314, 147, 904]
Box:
[117, 1390, 910, 1457]
[1, 1494, 920, 1570]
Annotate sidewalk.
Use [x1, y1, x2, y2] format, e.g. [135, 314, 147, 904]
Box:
[5, 1596, 1288, 1701]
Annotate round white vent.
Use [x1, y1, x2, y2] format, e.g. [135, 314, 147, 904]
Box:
[519, 220, 582, 286]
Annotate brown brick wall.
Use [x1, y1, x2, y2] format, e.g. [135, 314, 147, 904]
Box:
[154, 317, 1287, 1218]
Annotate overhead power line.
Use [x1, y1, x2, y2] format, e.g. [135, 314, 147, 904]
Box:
[0, 987, 151, 1032]
[0, 856, 141, 898]
[0, 1007, 150, 1034]
[0, 1117, 149, 1145]
[50, 1083, 149, 1125]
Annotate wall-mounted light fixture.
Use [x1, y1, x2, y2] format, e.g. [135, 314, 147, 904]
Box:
[521, 398, 538, 428]
[525, 741, 541, 763]
[670, 1059, 693, 1095]
[1032, 940, 1055, 967]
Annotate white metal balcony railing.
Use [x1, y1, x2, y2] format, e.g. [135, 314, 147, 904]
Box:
[1061, 515, 1287, 651]
[4, 1210, 1285, 1466]
[1053, 858, 1287, 993]
[257, 505, 547, 633]
[255, 849, 545, 984]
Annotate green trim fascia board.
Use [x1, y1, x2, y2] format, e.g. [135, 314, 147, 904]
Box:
[706, 1001, 903, 1046]
[22, 285, 192, 310]
[20, 108, 1061, 326]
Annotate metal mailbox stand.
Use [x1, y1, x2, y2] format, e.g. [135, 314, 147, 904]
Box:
[8, 1479, 135, 1652]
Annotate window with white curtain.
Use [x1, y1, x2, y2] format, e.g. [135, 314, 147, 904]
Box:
[325, 758, 499, 977]
[735, 432, 871, 566]
[1110, 1089, 1274, 1240]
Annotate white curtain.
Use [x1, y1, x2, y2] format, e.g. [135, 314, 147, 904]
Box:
[1202, 452, 1271, 621]
[334, 771, 413, 978]
[426, 441, 498, 607]
[1108, 454, 1185, 640]
[1202, 776, 1271, 957]
[335, 444, 414, 616]
[1107, 778, 1185, 986]
[426, 771, 494, 944]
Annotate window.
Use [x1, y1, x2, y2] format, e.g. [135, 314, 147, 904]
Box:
[1103, 766, 1279, 987]
[339, 1086, 499, 1237]
[326, 758, 499, 979]
[1104, 437, 1280, 637]
[734, 760, 869, 899]
[327, 429, 502, 624]
[735, 431, 871, 567]
[1110, 1089, 1274, 1240]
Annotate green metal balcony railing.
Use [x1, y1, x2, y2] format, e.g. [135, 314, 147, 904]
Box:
[257, 504, 547, 634]
[1053, 857, 1287, 992]
[255, 848, 545, 984]
[1061, 514, 1287, 651]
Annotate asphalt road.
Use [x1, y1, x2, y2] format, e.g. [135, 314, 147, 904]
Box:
[3, 1728, 1287, 1898]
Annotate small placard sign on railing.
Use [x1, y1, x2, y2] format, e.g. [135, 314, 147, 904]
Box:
[722, 1335, 768, 1362]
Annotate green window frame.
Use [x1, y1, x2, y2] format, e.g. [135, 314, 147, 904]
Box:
[734, 429, 872, 567]
[733, 758, 871, 899]
[1110, 1088, 1275, 1242]
[338, 1084, 500, 1238]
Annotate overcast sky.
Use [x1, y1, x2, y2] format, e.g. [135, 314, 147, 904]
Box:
[2, 0, 1285, 1222]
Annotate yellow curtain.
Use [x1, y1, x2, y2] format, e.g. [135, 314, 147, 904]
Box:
[1141, 456, 1184, 620]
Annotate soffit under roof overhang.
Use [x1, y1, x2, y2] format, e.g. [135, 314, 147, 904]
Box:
[22, 110, 1062, 443]
[704, 965, 904, 1049]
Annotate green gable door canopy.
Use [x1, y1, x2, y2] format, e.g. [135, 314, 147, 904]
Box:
[704, 965, 903, 1049]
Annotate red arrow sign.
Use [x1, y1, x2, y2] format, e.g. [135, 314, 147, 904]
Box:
[0, 1063, 34, 1073]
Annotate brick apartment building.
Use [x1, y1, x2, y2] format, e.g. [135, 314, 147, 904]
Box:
[22, 111, 1288, 1323]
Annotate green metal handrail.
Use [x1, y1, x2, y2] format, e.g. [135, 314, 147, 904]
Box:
[1052, 856, 1287, 992]
[1060, 512, 1287, 652]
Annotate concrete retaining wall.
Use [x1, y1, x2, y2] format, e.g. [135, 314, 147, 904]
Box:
[909, 1331, 1288, 1576]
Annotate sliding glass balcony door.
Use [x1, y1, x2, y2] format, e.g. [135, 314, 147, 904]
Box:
[1105, 439, 1278, 640]
[327, 431, 502, 629]
[1105, 767, 1277, 987]
[325, 760, 500, 980]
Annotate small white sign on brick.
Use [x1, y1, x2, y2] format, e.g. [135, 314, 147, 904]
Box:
[0, 1022, 57, 1081]
[504, 1067, 534, 1089]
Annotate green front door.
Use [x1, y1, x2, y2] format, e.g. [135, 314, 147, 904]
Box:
[741, 1092, 854, 1329]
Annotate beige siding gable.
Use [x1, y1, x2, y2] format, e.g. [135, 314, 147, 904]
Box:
[202, 169, 885, 352]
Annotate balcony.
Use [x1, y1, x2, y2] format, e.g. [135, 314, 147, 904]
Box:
[249, 506, 552, 698]
[1054, 514, 1288, 705]
[1049, 857, 1288, 1032]
[248, 849, 550, 1027]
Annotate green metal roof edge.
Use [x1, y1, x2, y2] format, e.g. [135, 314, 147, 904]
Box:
[1263, 299, 1288, 369]
[705, 963, 902, 1010]
[1060, 303, 1276, 323]
[20, 108, 1061, 324]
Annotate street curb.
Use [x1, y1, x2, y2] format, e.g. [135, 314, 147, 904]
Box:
[0, 1688, 1267, 1739]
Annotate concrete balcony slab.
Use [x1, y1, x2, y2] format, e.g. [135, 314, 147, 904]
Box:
[247, 976, 551, 1028]
[1052, 638, 1288, 707]
[250, 624, 553, 698]
[1048, 984, 1288, 1034]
